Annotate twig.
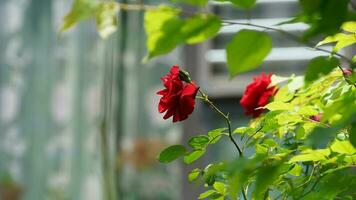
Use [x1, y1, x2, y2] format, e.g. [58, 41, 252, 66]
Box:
[198, 89, 243, 157]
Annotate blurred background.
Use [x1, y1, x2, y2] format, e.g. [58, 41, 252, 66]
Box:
[0, 0, 348, 200]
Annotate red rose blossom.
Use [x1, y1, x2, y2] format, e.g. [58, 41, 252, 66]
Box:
[157, 65, 199, 122]
[240, 72, 277, 118]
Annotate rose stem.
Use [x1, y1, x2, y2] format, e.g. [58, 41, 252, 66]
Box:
[197, 89, 248, 200]
[197, 89, 243, 157]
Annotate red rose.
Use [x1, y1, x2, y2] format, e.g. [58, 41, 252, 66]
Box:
[157, 65, 199, 122]
[240, 72, 277, 118]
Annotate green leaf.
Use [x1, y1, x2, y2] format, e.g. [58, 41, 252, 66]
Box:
[95, 2, 119, 39]
[341, 21, 356, 32]
[298, 106, 319, 116]
[264, 101, 293, 111]
[188, 135, 210, 149]
[188, 168, 201, 182]
[226, 29, 272, 77]
[232, 127, 253, 135]
[254, 163, 284, 200]
[213, 182, 226, 195]
[273, 87, 294, 102]
[184, 149, 206, 164]
[198, 190, 217, 199]
[289, 164, 302, 176]
[289, 149, 330, 163]
[270, 75, 292, 87]
[330, 140, 356, 155]
[144, 7, 221, 61]
[208, 128, 227, 144]
[144, 6, 184, 61]
[157, 145, 186, 163]
[304, 56, 340, 84]
[171, 0, 208, 6]
[60, 0, 99, 32]
[317, 33, 356, 52]
[287, 76, 304, 92]
[181, 14, 221, 44]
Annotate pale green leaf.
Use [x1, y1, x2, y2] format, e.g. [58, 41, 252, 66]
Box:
[316, 33, 356, 52]
[233, 127, 253, 135]
[273, 87, 294, 102]
[289, 164, 302, 176]
[316, 33, 346, 46]
[289, 149, 330, 163]
[95, 2, 119, 39]
[287, 76, 304, 92]
[270, 74, 291, 87]
[157, 145, 186, 163]
[188, 168, 201, 182]
[184, 149, 205, 164]
[298, 106, 319, 116]
[144, 6, 184, 60]
[208, 128, 227, 144]
[264, 101, 293, 111]
[226, 29, 272, 77]
[330, 140, 356, 155]
[60, 0, 99, 32]
[213, 182, 226, 194]
[341, 21, 356, 32]
[198, 190, 217, 199]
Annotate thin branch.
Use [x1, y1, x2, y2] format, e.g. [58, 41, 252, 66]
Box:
[222, 20, 353, 65]
[198, 89, 243, 157]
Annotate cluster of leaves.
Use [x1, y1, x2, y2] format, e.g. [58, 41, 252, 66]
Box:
[159, 70, 356, 199]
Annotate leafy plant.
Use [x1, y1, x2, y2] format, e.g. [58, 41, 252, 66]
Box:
[61, 0, 356, 199]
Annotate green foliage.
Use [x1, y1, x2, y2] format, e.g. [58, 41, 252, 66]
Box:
[317, 21, 356, 52]
[158, 69, 356, 199]
[188, 168, 201, 182]
[304, 56, 340, 85]
[144, 6, 221, 61]
[144, 6, 184, 61]
[184, 149, 206, 164]
[157, 145, 186, 163]
[95, 2, 119, 39]
[226, 29, 272, 78]
[297, 0, 350, 38]
[60, 0, 99, 32]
